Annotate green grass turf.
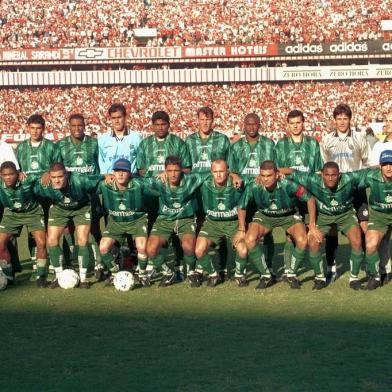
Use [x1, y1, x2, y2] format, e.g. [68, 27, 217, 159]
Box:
[1, 229, 392, 392]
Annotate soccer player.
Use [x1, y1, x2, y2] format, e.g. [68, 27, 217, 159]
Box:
[185, 106, 231, 173]
[16, 114, 62, 274]
[145, 156, 207, 287]
[0, 161, 47, 287]
[98, 159, 149, 287]
[363, 150, 392, 290]
[320, 104, 371, 280]
[288, 162, 365, 290]
[185, 107, 237, 281]
[98, 103, 141, 174]
[137, 110, 191, 177]
[195, 159, 248, 287]
[230, 113, 276, 276]
[57, 113, 102, 275]
[16, 114, 62, 175]
[275, 110, 324, 279]
[370, 111, 392, 281]
[35, 162, 105, 289]
[239, 160, 318, 289]
[230, 113, 275, 181]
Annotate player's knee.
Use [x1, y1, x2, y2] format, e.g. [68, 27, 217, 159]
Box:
[245, 235, 257, 249]
[195, 243, 208, 258]
[295, 235, 307, 250]
[236, 243, 247, 258]
[350, 237, 362, 252]
[365, 238, 379, 255]
[308, 237, 320, 252]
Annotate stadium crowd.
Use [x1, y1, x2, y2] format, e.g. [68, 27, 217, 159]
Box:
[0, 0, 390, 49]
[0, 80, 390, 140]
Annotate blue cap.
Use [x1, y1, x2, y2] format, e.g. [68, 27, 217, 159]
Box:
[112, 159, 132, 172]
[379, 150, 392, 164]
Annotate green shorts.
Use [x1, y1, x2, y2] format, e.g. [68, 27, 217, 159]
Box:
[367, 207, 392, 234]
[150, 217, 196, 241]
[198, 218, 238, 245]
[252, 210, 303, 232]
[48, 204, 92, 227]
[317, 209, 359, 235]
[102, 215, 148, 242]
[0, 206, 45, 235]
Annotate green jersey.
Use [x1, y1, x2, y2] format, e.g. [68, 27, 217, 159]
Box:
[97, 178, 148, 222]
[360, 169, 392, 213]
[275, 135, 323, 173]
[136, 134, 191, 176]
[290, 170, 366, 216]
[0, 176, 39, 213]
[199, 176, 245, 221]
[185, 131, 231, 173]
[35, 173, 103, 210]
[229, 136, 275, 180]
[57, 135, 99, 174]
[240, 178, 311, 217]
[145, 173, 207, 220]
[16, 138, 62, 175]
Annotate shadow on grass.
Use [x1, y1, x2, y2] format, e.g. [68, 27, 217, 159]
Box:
[1, 308, 391, 392]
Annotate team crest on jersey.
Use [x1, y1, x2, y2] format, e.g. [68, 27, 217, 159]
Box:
[119, 202, 126, 211]
[173, 202, 181, 209]
[270, 202, 278, 210]
[295, 155, 302, 165]
[249, 158, 257, 168]
[13, 202, 22, 209]
[157, 155, 165, 164]
[330, 199, 338, 207]
[31, 161, 39, 170]
[76, 157, 83, 166]
[218, 202, 226, 211]
[385, 195, 392, 204]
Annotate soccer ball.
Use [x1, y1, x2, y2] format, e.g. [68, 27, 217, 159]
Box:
[58, 269, 80, 289]
[113, 271, 135, 292]
[0, 270, 8, 291]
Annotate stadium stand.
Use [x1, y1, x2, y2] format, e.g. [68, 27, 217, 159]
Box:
[0, 0, 390, 49]
[0, 80, 390, 139]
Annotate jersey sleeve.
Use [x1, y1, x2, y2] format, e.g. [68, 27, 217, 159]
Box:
[135, 139, 147, 171]
[348, 168, 372, 188]
[289, 171, 314, 190]
[238, 183, 252, 209]
[312, 142, 324, 171]
[287, 180, 311, 202]
[179, 140, 192, 169]
[51, 142, 63, 164]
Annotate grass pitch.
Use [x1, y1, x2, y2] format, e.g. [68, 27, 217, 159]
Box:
[1, 231, 392, 392]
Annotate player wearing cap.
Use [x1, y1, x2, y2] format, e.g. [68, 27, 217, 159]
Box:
[363, 150, 392, 290]
[35, 162, 106, 289]
[97, 159, 151, 286]
[239, 160, 318, 289]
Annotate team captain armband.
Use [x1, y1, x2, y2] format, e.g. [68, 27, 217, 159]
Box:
[295, 184, 308, 199]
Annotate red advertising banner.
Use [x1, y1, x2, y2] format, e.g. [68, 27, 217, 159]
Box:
[0, 41, 389, 63]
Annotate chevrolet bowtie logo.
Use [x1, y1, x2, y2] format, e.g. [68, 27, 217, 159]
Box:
[78, 48, 104, 58]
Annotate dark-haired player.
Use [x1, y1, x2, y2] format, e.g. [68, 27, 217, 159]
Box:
[275, 110, 323, 278]
[35, 162, 106, 289]
[0, 161, 47, 287]
[239, 160, 318, 289]
[320, 104, 371, 280]
[287, 162, 366, 290]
